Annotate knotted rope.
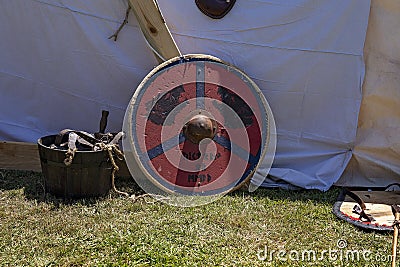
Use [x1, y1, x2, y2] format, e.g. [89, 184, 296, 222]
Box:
[98, 142, 130, 197]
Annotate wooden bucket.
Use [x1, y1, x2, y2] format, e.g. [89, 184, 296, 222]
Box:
[37, 135, 112, 198]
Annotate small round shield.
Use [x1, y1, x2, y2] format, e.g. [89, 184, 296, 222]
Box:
[123, 54, 273, 206]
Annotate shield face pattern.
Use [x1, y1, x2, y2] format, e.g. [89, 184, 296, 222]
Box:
[123, 55, 270, 203]
[195, 0, 236, 19]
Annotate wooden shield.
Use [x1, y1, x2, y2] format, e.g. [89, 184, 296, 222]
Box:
[333, 189, 398, 231]
[123, 54, 271, 201]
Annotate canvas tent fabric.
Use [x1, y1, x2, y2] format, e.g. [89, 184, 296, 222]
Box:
[336, 0, 400, 188]
[0, 0, 391, 191]
[0, 0, 159, 142]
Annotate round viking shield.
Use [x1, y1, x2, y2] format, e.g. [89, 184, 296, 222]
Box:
[122, 54, 274, 206]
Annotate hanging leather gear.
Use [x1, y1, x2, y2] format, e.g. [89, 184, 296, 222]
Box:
[195, 0, 236, 19]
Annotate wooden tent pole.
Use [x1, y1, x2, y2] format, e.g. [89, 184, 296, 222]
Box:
[128, 0, 181, 63]
[391, 205, 400, 267]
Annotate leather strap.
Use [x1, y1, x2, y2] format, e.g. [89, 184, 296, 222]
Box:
[344, 189, 376, 222]
[55, 129, 100, 147]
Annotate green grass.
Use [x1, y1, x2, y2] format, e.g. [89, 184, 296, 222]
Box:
[0, 169, 394, 266]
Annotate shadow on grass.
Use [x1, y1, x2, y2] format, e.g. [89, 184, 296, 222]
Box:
[0, 169, 342, 207]
[0, 169, 44, 199]
[0, 169, 143, 206]
[229, 183, 342, 205]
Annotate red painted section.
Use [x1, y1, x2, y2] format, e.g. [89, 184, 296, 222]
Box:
[150, 140, 231, 189]
[135, 63, 197, 152]
[204, 62, 263, 121]
[132, 60, 264, 192]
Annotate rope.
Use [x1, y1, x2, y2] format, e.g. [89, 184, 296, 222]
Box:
[103, 144, 169, 203]
[108, 6, 131, 41]
[64, 147, 77, 166]
[98, 143, 130, 197]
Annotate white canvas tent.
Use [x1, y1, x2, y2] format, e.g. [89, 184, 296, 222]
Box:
[0, 0, 399, 191]
[336, 0, 400, 188]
